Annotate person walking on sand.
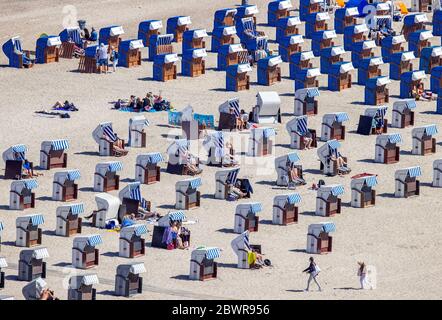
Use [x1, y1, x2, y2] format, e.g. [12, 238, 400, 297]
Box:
[303, 257, 322, 292]
[357, 261, 367, 289]
[110, 46, 119, 72]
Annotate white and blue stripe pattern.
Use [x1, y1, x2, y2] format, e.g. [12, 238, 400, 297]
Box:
[108, 161, 123, 172]
[297, 116, 308, 134]
[327, 139, 341, 150]
[148, 153, 164, 164]
[82, 274, 99, 286]
[189, 178, 202, 189]
[67, 170, 81, 181]
[0, 221, 4, 232]
[68, 28, 82, 46]
[407, 166, 422, 178]
[213, 132, 225, 158]
[87, 235, 103, 247]
[205, 247, 221, 260]
[306, 88, 320, 98]
[176, 140, 189, 156]
[12, 144, 27, 153]
[424, 125, 438, 136]
[13, 38, 22, 52]
[376, 106, 388, 119]
[157, 34, 174, 45]
[168, 211, 186, 221]
[226, 169, 239, 184]
[331, 185, 345, 196]
[129, 182, 142, 201]
[257, 37, 268, 50]
[287, 152, 300, 163]
[405, 100, 417, 109]
[70, 203, 85, 215]
[30, 214, 45, 226]
[250, 202, 263, 214]
[387, 133, 402, 144]
[243, 18, 258, 36]
[335, 112, 349, 123]
[322, 222, 336, 233]
[0, 257, 7, 268]
[287, 193, 302, 204]
[364, 176, 378, 187]
[51, 139, 69, 151]
[263, 128, 276, 138]
[102, 124, 118, 142]
[23, 179, 38, 190]
[228, 99, 241, 117]
[134, 224, 148, 236]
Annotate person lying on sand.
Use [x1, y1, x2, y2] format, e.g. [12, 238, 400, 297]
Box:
[52, 100, 78, 111]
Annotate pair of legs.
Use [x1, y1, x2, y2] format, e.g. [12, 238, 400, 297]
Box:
[185, 163, 202, 175]
[303, 137, 313, 149]
[306, 274, 321, 291]
[97, 59, 108, 73]
[113, 139, 128, 156]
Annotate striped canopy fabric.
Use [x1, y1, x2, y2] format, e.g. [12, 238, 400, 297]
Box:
[67, 28, 82, 46]
[189, 178, 202, 189]
[82, 274, 99, 286]
[376, 106, 388, 119]
[306, 88, 320, 98]
[70, 203, 85, 215]
[387, 133, 402, 144]
[51, 139, 69, 151]
[322, 222, 336, 233]
[23, 179, 38, 190]
[405, 100, 417, 110]
[147, 153, 164, 164]
[130, 263, 147, 274]
[407, 166, 422, 178]
[226, 169, 239, 185]
[228, 98, 241, 117]
[242, 230, 251, 251]
[102, 124, 118, 142]
[156, 34, 174, 45]
[168, 111, 183, 126]
[364, 176, 378, 187]
[129, 182, 142, 200]
[327, 139, 341, 150]
[204, 247, 221, 260]
[335, 112, 349, 123]
[0, 257, 7, 268]
[86, 235, 103, 247]
[209, 131, 225, 158]
[67, 170, 81, 181]
[30, 214, 44, 226]
[108, 161, 123, 172]
[330, 185, 344, 196]
[287, 152, 300, 163]
[375, 16, 392, 29]
[287, 193, 301, 204]
[263, 128, 276, 138]
[0, 221, 4, 232]
[168, 211, 186, 222]
[242, 17, 259, 37]
[33, 247, 50, 259]
[174, 139, 189, 156]
[134, 224, 148, 236]
[12, 144, 27, 153]
[424, 125, 438, 136]
[13, 37, 23, 53]
[249, 202, 263, 214]
[296, 116, 308, 135]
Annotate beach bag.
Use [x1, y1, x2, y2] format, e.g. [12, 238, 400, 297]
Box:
[313, 264, 321, 276]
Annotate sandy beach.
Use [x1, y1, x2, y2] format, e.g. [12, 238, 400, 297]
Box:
[0, 0, 442, 300]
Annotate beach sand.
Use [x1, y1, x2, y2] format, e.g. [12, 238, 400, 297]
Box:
[0, 0, 442, 300]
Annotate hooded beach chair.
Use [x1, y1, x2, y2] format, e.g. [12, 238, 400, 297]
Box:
[92, 122, 126, 156]
[392, 99, 417, 128]
[300, 0, 322, 21]
[180, 106, 214, 140]
[434, 8, 442, 36]
[316, 184, 344, 216]
[311, 30, 336, 57]
[0, 257, 7, 289]
[214, 167, 240, 199]
[389, 51, 415, 80]
[35, 35, 61, 64]
[268, 0, 292, 26]
[182, 29, 208, 51]
[9, 179, 37, 210]
[400, 70, 427, 98]
[203, 131, 228, 166]
[305, 12, 330, 39]
[115, 263, 146, 296]
[138, 20, 163, 46]
[408, 30, 434, 58]
[334, 6, 359, 34]
[395, 166, 422, 198]
[55, 203, 84, 237]
[128, 116, 150, 148]
[22, 277, 47, 300]
[182, 48, 207, 77]
[403, 13, 428, 40]
[72, 235, 102, 269]
[52, 169, 80, 201]
[375, 2, 391, 15]
[175, 177, 202, 210]
[351, 40, 377, 68]
[2, 36, 35, 68]
[364, 76, 390, 105]
[148, 34, 174, 61]
[99, 25, 124, 50]
[59, 27, 84, 58]
[257, 55, 282, 86]
[214, 8, 237, 28]
[91, 193, 120, 228]
[275, 152, 304, 186]
[431, 66, 442, 94]
[94, 161, 122, 192]
[226, 64, 252, 91]
[152, 211, 188, 248]
[432, 159, 442, 187]
[307, 222, 335, 254]
[119, 224, 147, 258]
[294, 68, 321, 91]
[18, 248, 48, 281]
[420, 46, 442, 74]
[319, 45, 345, 74]
[231, 230, 262, 269]
[16, 214, 44, 247]
[317, 139, 349, 176]
[375, 133, 402, 164]
[248, 127, 275, 157]
[218, 97, 243, 130]
[272, 193, 301, 225]
[78, 45, 100, 73]
[351, 174, 378, 208]
[297, 92, 320, 118]
[328, 62, 354, 91]
[238, 17, 267, 50]
[289, 51, 315, 79]
[39, 139, 69, 170]
[167, 16, 192, 43]
[68, 274, 98, 300]
[286, 115, 318, 149]
[381, 35, 406, 63]
[190, 247, 220, 281]
[135, 153, 163, 184]
[217, 43, 248, 71]
[321, 112, 349, 141]
[357, 56, 383, 84]
[279, 34, 303, 62]
[357, 106, 388, 135]
[211, 26, 237, 53]
[411, 124, 438, 155]
[234, 203, 262, 233]
[118, 182, 151, 219]
[166, 139, 200, 175]
[235, 4, 259, 32]
[2, 144, 33, 180]
[117, 39, 143, 68]
[276, 16, 301, 43]
[343, 24, 368, 51]
[153, 53, 178, 82]
[252, 91, 281, 124]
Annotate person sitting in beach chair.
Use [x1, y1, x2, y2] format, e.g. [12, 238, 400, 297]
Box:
[222, 142, 238, 167]
[286, 161, 306, 189]
[330, 151, 351, 175]
[102, 132, 128, 157]
[235, 178, 254, 198]
[181, 150, 202, 175]
[162, 220, 190, 250]
[228, 180, 248, 200]
[412, 83, 434, 101]
[14, 45, 34, 66]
